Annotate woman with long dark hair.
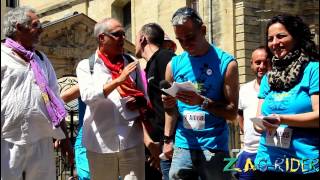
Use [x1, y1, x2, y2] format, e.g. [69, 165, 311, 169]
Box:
[254, 14, 319, 179]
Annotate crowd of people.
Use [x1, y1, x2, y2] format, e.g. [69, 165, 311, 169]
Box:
[1, 5, 319, 180]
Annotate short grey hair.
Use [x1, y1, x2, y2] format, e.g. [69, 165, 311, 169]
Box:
[3, 6, 36, 38]
[172, 14, 189, 26]
[93, 18, 113, 39]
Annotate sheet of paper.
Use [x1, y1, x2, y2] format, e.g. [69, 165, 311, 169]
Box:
[119, 96, 140, 120]
[161, 81, 197, 97]
[250, 117, 279, 128]
[250, 117, 265, 128]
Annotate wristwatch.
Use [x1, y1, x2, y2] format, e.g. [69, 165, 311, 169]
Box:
[201, 96, 210, 109]
[163, 135, 174, 144]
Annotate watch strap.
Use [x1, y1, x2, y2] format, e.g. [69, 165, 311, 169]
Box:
[163, 135, 174, 144]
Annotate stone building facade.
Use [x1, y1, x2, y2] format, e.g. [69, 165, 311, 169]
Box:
[6, 0, 318, 82]
[2, 0, 319, 150]
[235, 0, 319, 82]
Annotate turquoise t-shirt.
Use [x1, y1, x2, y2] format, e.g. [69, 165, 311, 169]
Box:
[255, 61, 319, 174]
[171, 45, 234, 151]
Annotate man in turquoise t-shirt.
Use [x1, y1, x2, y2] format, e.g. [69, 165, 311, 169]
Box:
[161, 7, 239, 180]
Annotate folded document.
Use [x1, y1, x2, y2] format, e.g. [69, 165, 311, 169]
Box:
[161, 81, 197, 97]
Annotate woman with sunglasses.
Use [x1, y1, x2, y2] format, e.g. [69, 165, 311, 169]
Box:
[254, 14, 319, 179]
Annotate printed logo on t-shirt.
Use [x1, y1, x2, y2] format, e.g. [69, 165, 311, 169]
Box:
[273, 92, 290, 101]
[175, 62, 220, 97]
[195, 63, 216, 96]
[268, 92, 292, 111]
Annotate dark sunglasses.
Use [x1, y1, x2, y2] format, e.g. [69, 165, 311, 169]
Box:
[172, 7, 203, 24]
[30, 22, 42, 29]
[102, 31, 126, 38]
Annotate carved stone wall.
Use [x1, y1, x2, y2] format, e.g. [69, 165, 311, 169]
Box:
[17, 0, 319, 81]
[235, 0, 319, 83]
[35, 14, 97, 78]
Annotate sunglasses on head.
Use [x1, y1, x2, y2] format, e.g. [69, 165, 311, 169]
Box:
[102, 31, 126, 38]
[172, 7, 203, 24]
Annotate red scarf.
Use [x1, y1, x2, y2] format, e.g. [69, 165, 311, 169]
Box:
[98, 50, 145, 98]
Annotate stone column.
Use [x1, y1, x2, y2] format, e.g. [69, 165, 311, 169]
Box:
[235, 0, 264, 84]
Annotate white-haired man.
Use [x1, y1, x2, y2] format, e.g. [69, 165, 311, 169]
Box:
[76, 18, 146, 180]
[1, 6, 73, 180]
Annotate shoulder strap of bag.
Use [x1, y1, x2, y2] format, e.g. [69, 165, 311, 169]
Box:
[35, 50, 44, 61]
[88, 53, 95, 75]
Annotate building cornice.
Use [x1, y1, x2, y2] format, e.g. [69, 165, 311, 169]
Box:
[37, 0, 92, 17]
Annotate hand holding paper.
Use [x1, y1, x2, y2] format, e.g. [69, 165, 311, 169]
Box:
[250, 117, 266, 128]
[250, 116, 280, 129]
[119, 96, 140, 120]
[161, 81, 197, 97]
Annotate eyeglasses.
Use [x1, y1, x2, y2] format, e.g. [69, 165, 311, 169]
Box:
[172, 7, 203, 24]
[102, 31, 126, 38]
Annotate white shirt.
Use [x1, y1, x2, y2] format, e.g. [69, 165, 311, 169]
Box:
[76, 51, 144, 153]
[238, 80, 262, 153]
[1, 44, 65, 145]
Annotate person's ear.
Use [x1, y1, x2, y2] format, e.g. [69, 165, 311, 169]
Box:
[140, 36, 147, 46]
[200, 25, 206, 36]
[98, 34, 105, 42]
[16, 23, 24, 32]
